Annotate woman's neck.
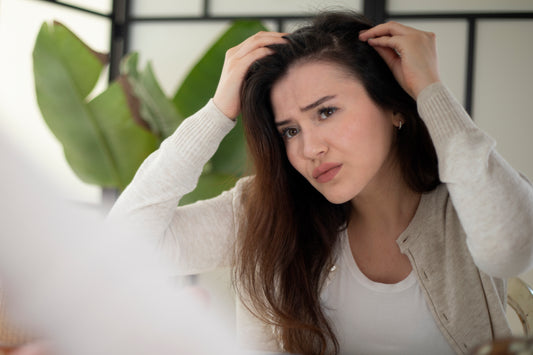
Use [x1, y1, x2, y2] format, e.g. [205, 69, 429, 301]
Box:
[349, 178, 421, 243]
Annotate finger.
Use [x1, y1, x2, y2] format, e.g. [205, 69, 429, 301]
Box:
[233, 32, 287, 58]
[226, 32, 282, 57]
[372, 45, 399, 63]
[235, 31, 287, 48]
[236, 46, 276, 68]
[359, 21, 411, 41]
[213, 46, 277, 118]
[367, 35, 402, 55]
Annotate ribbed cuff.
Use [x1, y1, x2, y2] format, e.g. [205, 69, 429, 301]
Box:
[417, 82, 478, 152]
[168, 99, 236, 173]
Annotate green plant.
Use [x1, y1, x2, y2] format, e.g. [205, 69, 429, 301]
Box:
[33, 20, 267, 204]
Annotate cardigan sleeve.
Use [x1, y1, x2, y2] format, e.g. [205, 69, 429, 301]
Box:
[417, 82, 533, 278]
[108, 99, 245, 274]
[109, 101, 280, 350]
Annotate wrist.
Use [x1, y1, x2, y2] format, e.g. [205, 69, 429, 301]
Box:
[212, 96, 238, 121]
[413, 77, 441, 100]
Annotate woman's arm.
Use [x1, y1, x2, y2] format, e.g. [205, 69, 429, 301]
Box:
[360, 22, 533, 278]
[109, 31, 287, 274]
[108, 100, 240, 273]
[417, 82, 533, 278]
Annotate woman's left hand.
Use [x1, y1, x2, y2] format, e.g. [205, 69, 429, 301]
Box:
[359, 21, 440, 100]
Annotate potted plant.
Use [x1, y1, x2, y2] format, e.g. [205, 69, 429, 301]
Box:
[32, 20, 267, 204]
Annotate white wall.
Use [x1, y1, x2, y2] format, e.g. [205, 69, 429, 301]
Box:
[474, 20, 533, 181]
[388, 0, 533, 13]
[473, 20, 533, 334]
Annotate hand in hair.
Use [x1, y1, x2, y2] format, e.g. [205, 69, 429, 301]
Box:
[359, 21, 441, 100]
[213, 31, 287, 120]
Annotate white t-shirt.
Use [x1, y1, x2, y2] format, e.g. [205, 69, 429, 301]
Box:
[321, 232, 455, 355]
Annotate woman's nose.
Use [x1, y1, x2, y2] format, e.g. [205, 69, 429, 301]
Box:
[301, 129, 327, 159]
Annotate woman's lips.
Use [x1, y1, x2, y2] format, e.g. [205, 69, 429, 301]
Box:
[313, 163, 342, 183]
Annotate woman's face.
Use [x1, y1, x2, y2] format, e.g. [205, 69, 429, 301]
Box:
[271, 61, 401, 204]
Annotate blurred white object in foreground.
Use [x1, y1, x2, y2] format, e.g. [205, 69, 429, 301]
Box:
[0, 133, 240, 355]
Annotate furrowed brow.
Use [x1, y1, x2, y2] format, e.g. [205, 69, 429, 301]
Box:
[300, 95, 336, 112]
[275, 119, 291, 127]
[275, 95, 336, 126]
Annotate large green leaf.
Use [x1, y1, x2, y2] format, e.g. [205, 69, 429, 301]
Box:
[174, 21, 267, 203]
[173, 20, 267, 119]
[33, 22, 157, 189]
[179, 173, 239, 206]
[33, 20, 267, 203]
[121, 53, 182, 141]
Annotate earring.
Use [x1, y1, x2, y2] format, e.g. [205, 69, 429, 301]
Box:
[398, 121, 403, 130]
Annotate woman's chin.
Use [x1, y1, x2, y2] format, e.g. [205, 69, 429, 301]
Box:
[322, 192, 354, 205]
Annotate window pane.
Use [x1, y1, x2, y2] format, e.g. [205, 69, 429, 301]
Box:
[129, 22, 229, 95]
[394, 19, 468, 106]
[131, 0, 203, 17]
[388, 0, 533, 14]
[473, 20, 533, 181]
[211, 0, 363, 16]
[57, 0, 112, 15]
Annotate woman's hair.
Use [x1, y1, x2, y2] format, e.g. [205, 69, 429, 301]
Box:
[233, 11, 440, 355]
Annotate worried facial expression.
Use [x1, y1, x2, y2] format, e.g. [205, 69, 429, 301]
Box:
[271, 61, 400, 204]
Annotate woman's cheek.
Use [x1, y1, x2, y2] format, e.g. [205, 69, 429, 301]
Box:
[286, 146, 304, 175]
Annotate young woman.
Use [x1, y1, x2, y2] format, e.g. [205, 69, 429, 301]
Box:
[109, 11, 533, 355]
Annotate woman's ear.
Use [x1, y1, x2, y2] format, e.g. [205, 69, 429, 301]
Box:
[392, 111, 404, 130]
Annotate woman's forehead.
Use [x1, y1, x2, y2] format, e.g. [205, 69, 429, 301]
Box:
[272, 61, 360, 98]
[270, 62, 364, 120]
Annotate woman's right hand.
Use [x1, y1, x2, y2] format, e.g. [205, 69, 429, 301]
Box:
[213, 31, 287, 120]
[359, 22, 440, 100]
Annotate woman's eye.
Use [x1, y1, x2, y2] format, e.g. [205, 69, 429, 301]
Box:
[319, 107, 337, 120]
[281, 127, 300, 139]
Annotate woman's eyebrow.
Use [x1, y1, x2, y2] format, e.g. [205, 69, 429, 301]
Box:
[275, 119, 291, 127]
[275, 95, 337, 126]
[300, 95, 336, 112]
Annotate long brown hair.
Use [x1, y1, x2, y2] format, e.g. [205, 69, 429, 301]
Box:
[233, 11, 440, 355]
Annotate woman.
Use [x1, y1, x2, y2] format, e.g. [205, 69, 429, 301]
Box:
[109, 11, 533, 355]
